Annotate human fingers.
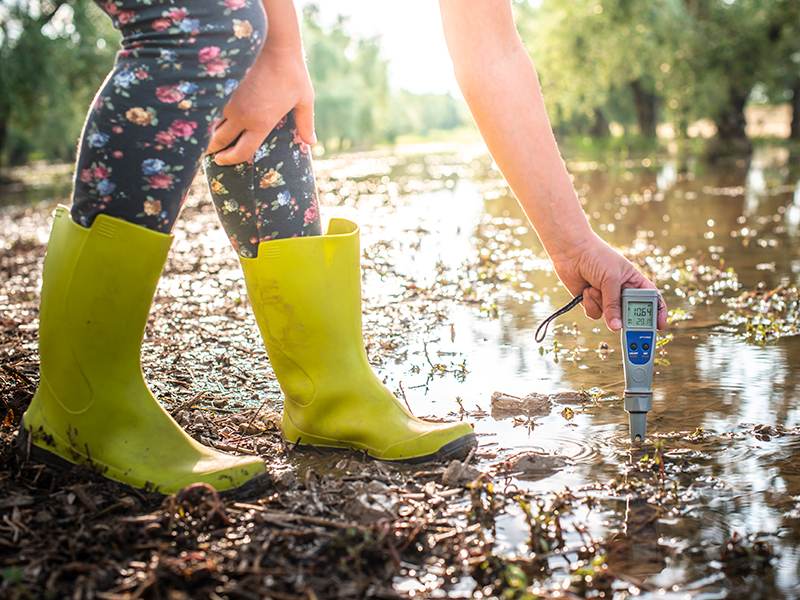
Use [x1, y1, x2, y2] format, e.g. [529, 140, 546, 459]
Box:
[206, 119, 242, 156]
[656, 292, 668, 330]
[583, 286, 603, 320]
[213, 129, 266, 166]
[599, 277, 624, 332]
[293, 101, 317, 146]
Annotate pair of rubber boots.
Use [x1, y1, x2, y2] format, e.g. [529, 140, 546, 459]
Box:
[18, 206, 476, 494]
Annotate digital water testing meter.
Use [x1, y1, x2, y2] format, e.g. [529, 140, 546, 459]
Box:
[621, 288, 659, 442]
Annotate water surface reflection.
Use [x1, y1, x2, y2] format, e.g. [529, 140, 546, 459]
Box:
[318, 146, 800, 598]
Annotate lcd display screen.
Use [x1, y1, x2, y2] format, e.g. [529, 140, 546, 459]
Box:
[627, 301, 653, 328]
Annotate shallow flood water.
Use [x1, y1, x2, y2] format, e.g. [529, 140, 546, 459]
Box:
[312, 146, 800, 598]
[2, 145, 800, 597]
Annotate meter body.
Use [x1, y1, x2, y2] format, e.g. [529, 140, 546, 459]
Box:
[621, 289, 659, 442]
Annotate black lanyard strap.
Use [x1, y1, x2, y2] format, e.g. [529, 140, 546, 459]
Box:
[534, 292, 584, 343]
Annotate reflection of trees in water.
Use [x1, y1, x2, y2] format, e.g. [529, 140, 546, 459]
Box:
[693, 335, 800, 428]
[605, 497, 665, 579]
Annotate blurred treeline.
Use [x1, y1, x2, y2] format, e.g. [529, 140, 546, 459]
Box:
[0, 1, 469, 166]
[3, 0, 799, 167]
[515, 0, 800, 158]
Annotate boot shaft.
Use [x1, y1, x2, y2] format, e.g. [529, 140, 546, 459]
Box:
[240, 219, 369, 396]
[38, 207, 172, 414]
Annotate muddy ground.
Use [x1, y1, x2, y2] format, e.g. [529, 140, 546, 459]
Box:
[0, 185, 563, 600]
[0, 163, 782, 599]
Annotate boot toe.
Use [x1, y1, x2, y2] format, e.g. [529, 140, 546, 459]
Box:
[364, 421, 477, 464]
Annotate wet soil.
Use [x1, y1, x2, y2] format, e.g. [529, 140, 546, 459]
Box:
[0, 195, 494, 600]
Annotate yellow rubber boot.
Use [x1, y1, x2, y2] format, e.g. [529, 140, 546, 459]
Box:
[18, 206, 266, 494]
[240, 218, 477, 463]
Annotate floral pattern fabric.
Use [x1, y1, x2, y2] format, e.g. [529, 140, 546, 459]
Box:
[203, 110, 322, 258]
[71, 0, 267, 233]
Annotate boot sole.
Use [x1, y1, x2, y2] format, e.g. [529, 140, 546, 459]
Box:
[289, 431, 478, 465]
[16, 419, 80, 471]
[16, 419, 272, 498]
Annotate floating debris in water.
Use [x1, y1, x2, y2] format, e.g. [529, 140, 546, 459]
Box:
[497, 451, 570, 482]
[722, 283, 800, 343]
[638, 251, 740, 305]
[713, 532, 777, 575]
[596, 340, 614, 359]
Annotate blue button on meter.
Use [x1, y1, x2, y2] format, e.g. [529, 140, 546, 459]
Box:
[625, 330, 655, 365]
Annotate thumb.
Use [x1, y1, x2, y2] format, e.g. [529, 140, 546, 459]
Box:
[294, 100, 317, 146]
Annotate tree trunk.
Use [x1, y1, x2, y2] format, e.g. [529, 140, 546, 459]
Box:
[630, 79, 658, 139]
[791, 79, 800, 141]
[707, 85, 752, 160]
[0, 109, 8, 170]
[589, 108, 609, 138]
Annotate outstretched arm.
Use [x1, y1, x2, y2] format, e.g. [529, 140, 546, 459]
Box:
[438, 0, 666, 331]
[207, 0, 315, 165]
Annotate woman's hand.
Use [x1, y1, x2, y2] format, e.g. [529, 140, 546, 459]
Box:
[207, 45, 315, 165]
[207, 0, 315, 165]
[549, 232, 668, 332]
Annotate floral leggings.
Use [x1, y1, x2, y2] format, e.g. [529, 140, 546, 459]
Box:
[203, 110, 321, 258]
[71, 0, 321, 254]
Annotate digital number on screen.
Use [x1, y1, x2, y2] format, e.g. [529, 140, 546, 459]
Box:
[627, 301, 653, 328]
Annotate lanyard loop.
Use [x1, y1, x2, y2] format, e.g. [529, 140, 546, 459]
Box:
[534, 292, 584, 343]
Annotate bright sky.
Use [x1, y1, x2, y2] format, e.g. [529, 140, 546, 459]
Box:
[299, 0, 460, 96]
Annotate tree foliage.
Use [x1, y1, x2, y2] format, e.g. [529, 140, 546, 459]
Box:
[759, 0, 800, 139]
[302, 6, 389, 149]
[0, 0, 120, 166]
[0, 2, 468, 165]
[515, 0, 800, 156]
